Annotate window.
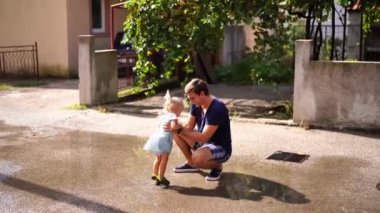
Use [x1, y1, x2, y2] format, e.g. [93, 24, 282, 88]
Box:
[92, 0, 105, 33]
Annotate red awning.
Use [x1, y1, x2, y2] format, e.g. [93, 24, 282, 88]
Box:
[111, 2, 125, 9]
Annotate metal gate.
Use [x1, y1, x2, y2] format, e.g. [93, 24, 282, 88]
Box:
[0, 42, 39, 78]
[117, 51, 137, 90]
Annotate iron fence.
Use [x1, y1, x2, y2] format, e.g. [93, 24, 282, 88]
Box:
[0, 42, 39, 78]
[116, 50, 167, 91]
[291, 25, 380, 61]
[117, 50, 137, 90]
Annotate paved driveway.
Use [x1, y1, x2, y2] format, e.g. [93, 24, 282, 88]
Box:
[0, 80, 379, 212]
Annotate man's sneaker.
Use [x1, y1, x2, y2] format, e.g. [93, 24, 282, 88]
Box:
[173, 163, 199, 173]
[206, 169, 222, 181]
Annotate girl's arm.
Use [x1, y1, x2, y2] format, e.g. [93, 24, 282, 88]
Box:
[169, 119, 179, 130]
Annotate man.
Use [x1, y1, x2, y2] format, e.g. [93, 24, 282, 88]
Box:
[170, 78, 232, 181]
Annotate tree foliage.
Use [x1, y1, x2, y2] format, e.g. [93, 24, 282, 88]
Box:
[123, 0, 380, 88]
[123, 0, 256, 89]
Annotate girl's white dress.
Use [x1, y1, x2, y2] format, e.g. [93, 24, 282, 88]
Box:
[144, 112, 177, 154]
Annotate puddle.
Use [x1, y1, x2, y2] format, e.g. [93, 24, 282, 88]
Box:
[21, 130, 151, 186]
[0, 123, 378, 212]
[0, 161, 21, 181]
[0, 124, 310, 210]
[0, 123, 29, 139]
[0, 126, 153, 212]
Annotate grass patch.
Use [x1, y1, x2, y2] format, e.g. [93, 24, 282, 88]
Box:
[97, 106, 110, 113]
[118, 86, 146, 97]
[0, 84, 14, 91]
[11, 80, 48, 87]
[0, 79, 48, 88]
[266, 100, 293, 119]
[117, 78, 180, 100]
[64, 104, 87, 110]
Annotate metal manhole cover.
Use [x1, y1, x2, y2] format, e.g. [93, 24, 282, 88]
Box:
[267, 151, 309, 163]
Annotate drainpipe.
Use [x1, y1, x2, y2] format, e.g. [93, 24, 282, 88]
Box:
[342, 7, 347, 60]
[359, 1, 364, 61]
[110, 6, 115, 49]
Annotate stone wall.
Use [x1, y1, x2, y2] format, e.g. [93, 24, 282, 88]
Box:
[294, 40, 380, 130]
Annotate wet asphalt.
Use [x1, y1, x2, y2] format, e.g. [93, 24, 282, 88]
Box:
[0, 80, 379, 213]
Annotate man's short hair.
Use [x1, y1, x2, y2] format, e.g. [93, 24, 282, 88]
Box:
[184, 78, 209, 96]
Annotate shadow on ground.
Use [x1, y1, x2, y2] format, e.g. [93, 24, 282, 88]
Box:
[110, 84, 294, 120]
[320, 128, 380, 140]
[0, 79, 78, 90]
[0, 79, 294, 120]
[170, 172, 310, 204]
[0, 173, 126, 213]
[103, 104, 161, 118]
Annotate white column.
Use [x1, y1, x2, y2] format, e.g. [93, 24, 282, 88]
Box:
[78, 35, 95, 105]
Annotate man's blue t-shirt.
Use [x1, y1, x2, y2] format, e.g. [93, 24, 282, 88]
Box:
[190, 98, 232, 155]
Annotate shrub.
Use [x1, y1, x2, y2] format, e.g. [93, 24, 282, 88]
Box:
[216, 53, 293, 86]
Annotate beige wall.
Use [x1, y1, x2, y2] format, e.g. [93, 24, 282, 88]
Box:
[221, 25, 255, 65]
[67, 0, 91, 77]
[94, 0, 127, 50]
[68, 0, 125, 75]
[0, 0, 127, 78]
[0, 0, 70, 77]
[66, 0, 127, 75]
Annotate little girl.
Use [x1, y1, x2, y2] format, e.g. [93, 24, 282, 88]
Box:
[144, 90, 184, 188]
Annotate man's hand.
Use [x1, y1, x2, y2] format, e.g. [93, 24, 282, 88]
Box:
[163, 122, 183, 133]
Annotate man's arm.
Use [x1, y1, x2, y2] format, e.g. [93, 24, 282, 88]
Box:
[179, 124, 218, 144]
[184, 114, 196, 130]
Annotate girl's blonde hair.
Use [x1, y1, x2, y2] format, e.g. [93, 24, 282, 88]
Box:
[163, 90, 184, 113]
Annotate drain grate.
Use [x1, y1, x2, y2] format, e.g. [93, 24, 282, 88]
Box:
[267, 151, 309, 163]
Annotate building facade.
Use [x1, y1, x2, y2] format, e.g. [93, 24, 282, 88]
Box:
[0, 0, 126, 77]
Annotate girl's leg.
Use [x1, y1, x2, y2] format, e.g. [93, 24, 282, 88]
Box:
[157, 153, 170, 188]
[153, 155, 162, 178]
[158, 153, 169, 179]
